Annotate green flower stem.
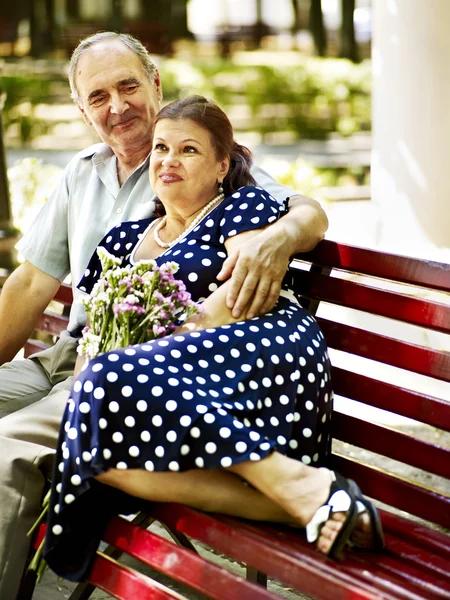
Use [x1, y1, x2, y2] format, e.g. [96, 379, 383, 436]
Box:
[27, 489, 50, 538]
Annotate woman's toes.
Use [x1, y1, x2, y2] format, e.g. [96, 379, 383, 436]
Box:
[317, 514, 345, 553]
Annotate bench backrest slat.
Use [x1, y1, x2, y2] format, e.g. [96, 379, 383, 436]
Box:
[34, 313, 70, 337]
[334, 456, 450, 529]
[318, 318, 450, 383]
[292, 269, 450, 334]
[53, 284, 73, 305]
[301, 239, 450, 292]
[334, 413, 449, 480]
[331, 367, 450, 430]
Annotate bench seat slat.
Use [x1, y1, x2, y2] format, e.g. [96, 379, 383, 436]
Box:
[292, 270, 450, 333]
[334, 456, 450, 529]
[380, 510, 450, 560]
[333, 412, 450, 480]
[331, 367, 450, 431]
[297, 241, 450, 292]
[151, 505, 441, 600]
[103, 516, 280, 600]
[88, 552, 183, 599]
[344, 547, 450, 600]
[381, 535, 450, 586]
[318, 318, 450, 383]
[150, 505, 393, 600]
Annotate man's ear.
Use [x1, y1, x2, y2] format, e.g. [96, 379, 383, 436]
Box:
[78, 103, 92, 127]
[153, 70, 163, 102]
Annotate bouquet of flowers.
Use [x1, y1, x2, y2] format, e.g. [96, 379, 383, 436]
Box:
[78, 247, 201, 359]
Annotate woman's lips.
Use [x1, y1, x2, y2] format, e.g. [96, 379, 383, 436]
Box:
[160, 173, 183, 183]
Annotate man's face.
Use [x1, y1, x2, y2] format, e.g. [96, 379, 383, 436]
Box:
[74, 40, 162, 154]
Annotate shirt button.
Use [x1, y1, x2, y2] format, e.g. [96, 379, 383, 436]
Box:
[116, 208, 123, 214]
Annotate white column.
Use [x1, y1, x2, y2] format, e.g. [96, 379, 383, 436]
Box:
[372, 0, 450, 258]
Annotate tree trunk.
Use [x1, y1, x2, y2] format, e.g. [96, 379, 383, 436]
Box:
[340, 0, 358, 62]
[290, 0, 301, 34]
[0, 92, 19, 280]
[309, 0, 327, 56]
[109, 0, 123, 32]
[170, 0, 192, 39]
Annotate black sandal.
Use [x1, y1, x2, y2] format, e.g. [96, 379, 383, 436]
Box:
[305, 472, 359, 560]
[350, 482, 385, 551]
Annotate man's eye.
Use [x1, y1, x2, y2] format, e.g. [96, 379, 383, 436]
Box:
[90, 96, 106, 106]
[124, 85, 138, 93]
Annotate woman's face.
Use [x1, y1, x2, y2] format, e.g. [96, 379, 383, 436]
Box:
[149, 118, 229, 209]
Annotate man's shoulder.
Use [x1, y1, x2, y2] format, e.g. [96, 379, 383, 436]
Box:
[73, 142, 111, 161]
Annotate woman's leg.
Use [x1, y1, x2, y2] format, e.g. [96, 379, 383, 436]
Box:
[96, 467, 295, 524]
[97, 452, 363, 555]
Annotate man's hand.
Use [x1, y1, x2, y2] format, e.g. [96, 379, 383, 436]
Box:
[217, 194, 328, 319]
[217, 227, 292, 319]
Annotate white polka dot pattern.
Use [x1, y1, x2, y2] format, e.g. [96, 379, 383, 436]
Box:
[46, 186, 333, 578]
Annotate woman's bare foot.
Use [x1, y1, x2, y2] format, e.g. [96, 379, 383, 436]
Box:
[229, 454, 356, 556]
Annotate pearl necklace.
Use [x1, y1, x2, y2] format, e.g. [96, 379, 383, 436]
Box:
[153, 192, 225, 249]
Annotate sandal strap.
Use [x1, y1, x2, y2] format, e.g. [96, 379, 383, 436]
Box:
[306, 488, 354, 543]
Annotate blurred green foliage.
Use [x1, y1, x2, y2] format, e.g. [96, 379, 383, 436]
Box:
[259, 157, 370, 198]
[160, 57, 372, 140]
[0, 56, 371, 144]
[0, 75, 52, 144]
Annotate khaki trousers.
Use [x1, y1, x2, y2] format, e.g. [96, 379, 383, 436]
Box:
[0, 334, 77, 599]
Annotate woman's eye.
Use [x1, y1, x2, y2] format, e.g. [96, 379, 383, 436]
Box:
[154, 143, 167, 151]
[184, 146, 197, 153]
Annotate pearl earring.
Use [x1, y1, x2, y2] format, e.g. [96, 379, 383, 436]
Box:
[218, 182, 224, 194]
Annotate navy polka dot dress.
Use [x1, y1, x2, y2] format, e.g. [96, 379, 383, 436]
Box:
[45, 186, 333, 580]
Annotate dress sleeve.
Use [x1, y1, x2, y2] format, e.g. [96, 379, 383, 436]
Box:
[218, 186, 287, 242]
[250, 165, 295, 205]
[77, 219, 152, 294]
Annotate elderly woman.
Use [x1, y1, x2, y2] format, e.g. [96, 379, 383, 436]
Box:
[45, 96, 382, 580]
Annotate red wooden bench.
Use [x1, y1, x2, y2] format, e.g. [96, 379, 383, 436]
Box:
[18, 239, 450, 600]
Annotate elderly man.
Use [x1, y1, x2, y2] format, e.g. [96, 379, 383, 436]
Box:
[0, 32, 327, 597]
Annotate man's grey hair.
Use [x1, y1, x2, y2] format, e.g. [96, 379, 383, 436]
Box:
[68, 31, 158, 105]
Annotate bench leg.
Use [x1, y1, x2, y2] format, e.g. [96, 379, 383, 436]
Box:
[159, 522, 199, 553]
[246, 566, 268, 588]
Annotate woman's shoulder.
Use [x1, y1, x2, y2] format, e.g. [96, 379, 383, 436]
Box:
[221, 186, 282, 214]
[226, 185, 278, 204]
[102, 217, 156, 246]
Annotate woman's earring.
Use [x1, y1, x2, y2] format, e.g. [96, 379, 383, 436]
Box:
[218, 182, 224, 194]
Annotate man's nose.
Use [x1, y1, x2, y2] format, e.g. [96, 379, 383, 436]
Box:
[109, 94, 128, 115]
